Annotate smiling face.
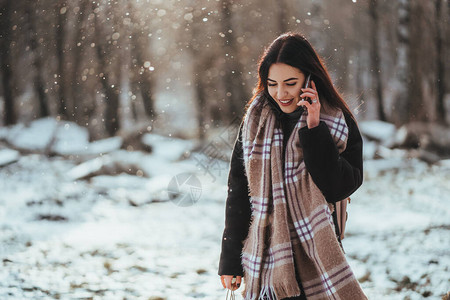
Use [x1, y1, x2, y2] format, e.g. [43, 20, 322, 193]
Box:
[267, 63, 307, 113]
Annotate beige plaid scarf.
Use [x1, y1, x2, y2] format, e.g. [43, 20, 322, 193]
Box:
[240, 93, 367, 300]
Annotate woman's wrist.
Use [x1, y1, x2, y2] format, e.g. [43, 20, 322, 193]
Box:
[308, 120, 320, 129]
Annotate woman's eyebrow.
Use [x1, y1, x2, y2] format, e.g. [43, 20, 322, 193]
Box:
[267, 77, 298, 82]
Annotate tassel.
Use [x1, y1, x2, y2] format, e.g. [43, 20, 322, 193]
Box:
[257, 286, 278, 300]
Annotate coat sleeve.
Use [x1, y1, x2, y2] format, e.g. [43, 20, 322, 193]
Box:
[218, 122, 252, 276]
[298, 112, 364, 203]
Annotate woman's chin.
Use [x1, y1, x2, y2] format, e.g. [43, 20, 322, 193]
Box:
[278, 104, 298, 114]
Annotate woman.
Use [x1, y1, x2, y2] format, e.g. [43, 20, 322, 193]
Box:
[218, 32, 367, 300]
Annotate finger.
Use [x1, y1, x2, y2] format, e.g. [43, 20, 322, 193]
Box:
[302, 88, 316, 93]
[300, 92, 317, 99]
[224, 276, 232, 290]
[297, 99, 312, 108]
[311, 80, 320, 102]
[236, 276, 242, 289]
[230, 276, 239, 291]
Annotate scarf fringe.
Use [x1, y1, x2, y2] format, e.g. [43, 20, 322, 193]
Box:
[246, 284, 301, 300]
[257, 286, 277, 300]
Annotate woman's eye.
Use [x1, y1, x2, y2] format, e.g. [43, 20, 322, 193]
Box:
[268, 83, 277, 87]
[286, 83, 296, 86]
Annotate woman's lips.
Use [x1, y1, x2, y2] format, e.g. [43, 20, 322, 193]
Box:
[278, 98, 294, 106]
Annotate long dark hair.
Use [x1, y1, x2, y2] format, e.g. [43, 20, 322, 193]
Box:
[246, 32, 353, 119]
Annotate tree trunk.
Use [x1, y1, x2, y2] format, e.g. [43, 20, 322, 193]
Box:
[0, 0, 16, 125]
[369, 0, 386, 121]
[131, 34, 155, 120]
[26, 2, 50, 118]
[219, 0, 251, 122]
[435, 0, 446, 124]
[393, 0, 412, 125]
[93, 2, 120, 137]
[102, 71, 121, 137]
[55, 1, 69, 119]
[276, 0, 288, 34]
[70, 0, 89, 125]
[355, 48, 367, 118]
[189, 40, 208, 140]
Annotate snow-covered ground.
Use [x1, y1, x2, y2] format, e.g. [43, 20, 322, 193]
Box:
[0, 126, 449, 299]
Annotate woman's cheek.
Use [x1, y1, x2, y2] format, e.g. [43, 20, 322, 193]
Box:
[268, 87, 276, 98]
[291, 87, 301, 99]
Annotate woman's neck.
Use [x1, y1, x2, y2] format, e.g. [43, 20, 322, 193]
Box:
[266, 95, 304, 119]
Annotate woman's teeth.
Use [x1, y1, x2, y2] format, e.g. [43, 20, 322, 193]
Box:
[279, 99, 293, 105]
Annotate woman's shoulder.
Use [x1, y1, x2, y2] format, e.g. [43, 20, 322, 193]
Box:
[342, 111, 363, 143]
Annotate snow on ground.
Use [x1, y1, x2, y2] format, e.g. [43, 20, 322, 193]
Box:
[0, 137, 449, 299]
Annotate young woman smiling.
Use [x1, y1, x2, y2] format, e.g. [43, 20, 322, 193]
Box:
[218, 32, 367, 300]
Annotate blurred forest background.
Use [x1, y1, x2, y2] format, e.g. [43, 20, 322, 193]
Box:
[1, 0, 449, 142]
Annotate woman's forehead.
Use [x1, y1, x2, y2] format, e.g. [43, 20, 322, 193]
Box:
[268, 63, 304, 80]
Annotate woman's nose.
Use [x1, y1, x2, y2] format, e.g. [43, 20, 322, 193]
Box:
[278, 86, 287, 97]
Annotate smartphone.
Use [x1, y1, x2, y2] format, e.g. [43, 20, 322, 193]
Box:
[304, 73, 311, 89]
[302, 73, 312, 104]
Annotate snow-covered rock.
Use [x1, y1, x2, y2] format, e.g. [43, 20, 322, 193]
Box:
[0, 149, 20, 167]
[6, 118, 58, 151]
[376, 145, 408, 159]
[84, 137, 122, 155]
[2, 118, 123, 157]
[363, 158, 410, 178]
[437, 159, 450, 170]
[142, 133, 195, 161]
[67, 156, 113, 181]
[359, 120, 396, 146]
[362, 138, 377, 160]
[89, 173, 174, 205]
[51, 121, 90, 155]
[54, 135, 123, 157]
[90, 174, 148, 190]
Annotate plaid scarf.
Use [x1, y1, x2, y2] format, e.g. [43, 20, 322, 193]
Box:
[240, 93, 367, 300]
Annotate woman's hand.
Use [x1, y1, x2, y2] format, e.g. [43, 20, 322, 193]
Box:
[297, 80, 321, 129]
[221, 275, 242, 291]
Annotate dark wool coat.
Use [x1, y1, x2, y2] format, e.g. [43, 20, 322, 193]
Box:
[218, 97, 364, 277]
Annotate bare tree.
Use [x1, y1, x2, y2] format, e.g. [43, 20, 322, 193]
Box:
[219, 0, 251, 120]
[369, 0, 386, 121]
[128, 7, 156, 120]
[55, 1, 69, 119]
[435, 0, 446, 124]
[68, 0, 90, 125]
[26, 1, 50, 118]
[187, 9, 213, 140]
[393, 0, 412, 125]
[93, 2, 121, 136]
[0, 0, 16, 125]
